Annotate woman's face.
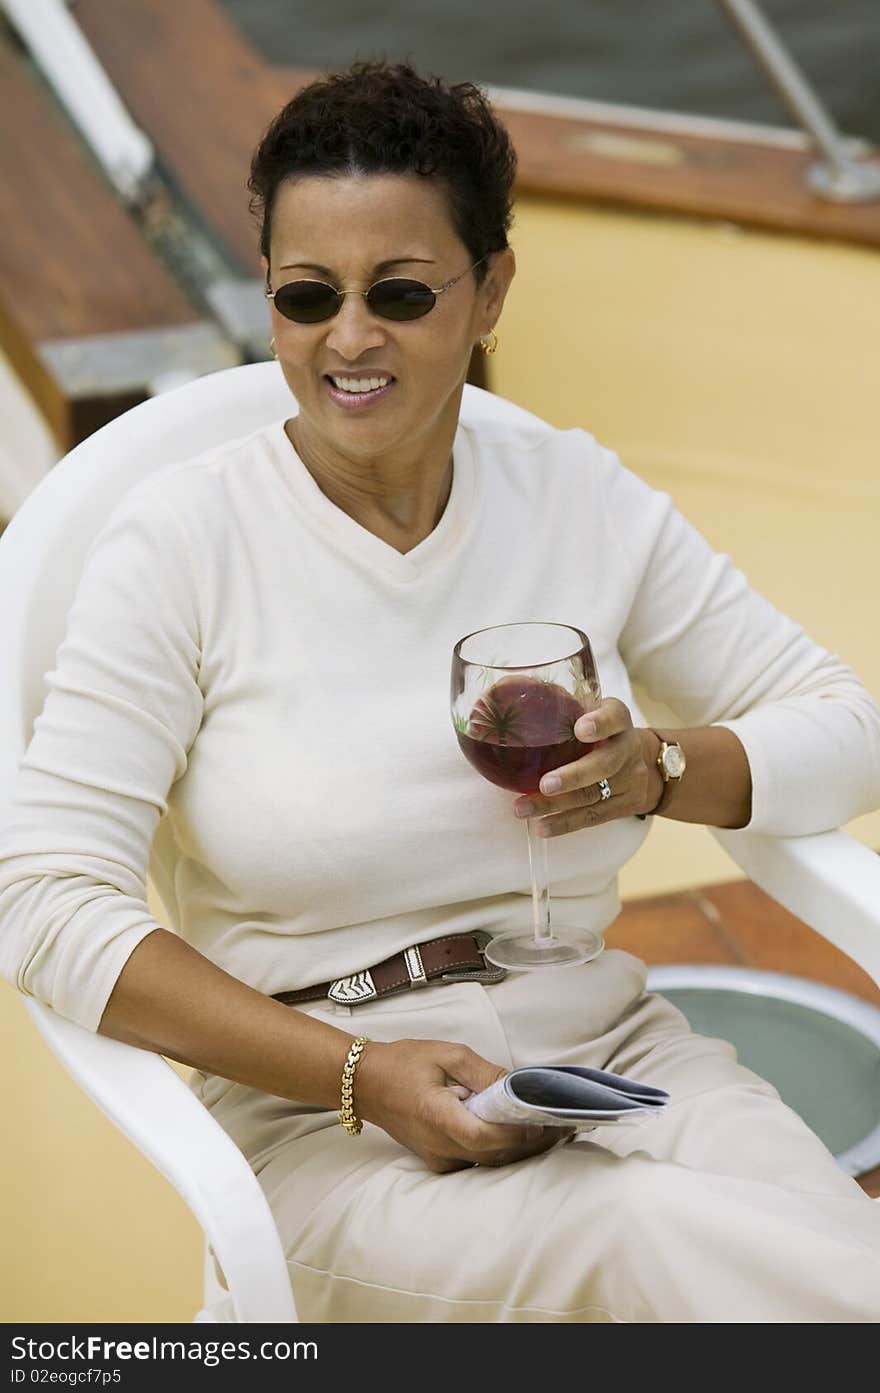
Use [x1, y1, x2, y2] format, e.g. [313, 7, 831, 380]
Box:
[265, 172, 514, 465]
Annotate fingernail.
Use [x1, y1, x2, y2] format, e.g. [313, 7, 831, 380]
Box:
[514, 799, 534, 818]
[575, 717, 597, 739]
[536, 820, 551, 837]
[541, 774, 561, 794]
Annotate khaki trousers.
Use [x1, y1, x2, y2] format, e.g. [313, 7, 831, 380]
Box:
[193, 949, 880, 1322]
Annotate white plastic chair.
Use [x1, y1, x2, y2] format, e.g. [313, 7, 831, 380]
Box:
[2, 362, 878, 1323]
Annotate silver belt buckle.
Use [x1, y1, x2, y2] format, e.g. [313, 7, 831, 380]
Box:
[440, 931, 508, 986]
[328, 969, 378, 1005]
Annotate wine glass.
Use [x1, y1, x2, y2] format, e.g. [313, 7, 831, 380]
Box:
[451, 622, 606, 971]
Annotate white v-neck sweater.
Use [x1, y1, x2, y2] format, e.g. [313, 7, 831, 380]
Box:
[2, 415, 879, 1031]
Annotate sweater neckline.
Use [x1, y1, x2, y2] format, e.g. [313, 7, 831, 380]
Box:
[266, 416, 476, 582]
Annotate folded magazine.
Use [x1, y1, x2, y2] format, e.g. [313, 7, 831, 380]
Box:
[463, 1065, 670, 1130]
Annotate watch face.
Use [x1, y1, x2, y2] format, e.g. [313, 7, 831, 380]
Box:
[663, 744, 686, 778]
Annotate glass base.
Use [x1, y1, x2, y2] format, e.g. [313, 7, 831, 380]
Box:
[483, 927, 605, 971]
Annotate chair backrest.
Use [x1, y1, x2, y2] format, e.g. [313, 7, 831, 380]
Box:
[0, 362, 548, 799]
[0, 364, 553, 1320]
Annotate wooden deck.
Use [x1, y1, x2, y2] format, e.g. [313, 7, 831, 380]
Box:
[0, 33, 207, 450]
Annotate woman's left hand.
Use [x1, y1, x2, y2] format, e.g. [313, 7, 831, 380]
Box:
[513, 698, 660, 836]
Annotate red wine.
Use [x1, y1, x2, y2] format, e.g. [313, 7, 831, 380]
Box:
[457, 674, 590, 794]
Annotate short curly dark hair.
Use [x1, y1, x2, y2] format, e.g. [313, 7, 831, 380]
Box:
[249, 61, 517, 283]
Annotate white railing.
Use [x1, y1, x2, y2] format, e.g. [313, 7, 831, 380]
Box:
[718, 0, 880, 202]
[1, 0, 154, 204]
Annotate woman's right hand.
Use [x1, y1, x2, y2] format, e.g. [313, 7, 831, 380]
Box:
[355, 1037, 571, 1172]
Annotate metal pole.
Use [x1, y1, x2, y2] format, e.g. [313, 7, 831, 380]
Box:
[717, 0, 880, 202]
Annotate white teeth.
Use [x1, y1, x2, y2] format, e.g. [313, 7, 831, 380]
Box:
[330, 376, 390, 393]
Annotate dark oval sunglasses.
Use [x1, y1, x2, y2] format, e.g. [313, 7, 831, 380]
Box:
[266, 255, 488, 325]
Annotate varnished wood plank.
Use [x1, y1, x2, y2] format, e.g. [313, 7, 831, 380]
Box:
[719, 881, 880, 1005]
[856, 1165, 880, 1199]
[616, 877, 880, 1008]
[607, 891, 743, 966]
[0, 37, 195, 342]
[75, 0, 314, 273]
[498, 106, 880, 251]
[700, 880, 880, 1008]
[0, 35, 199, 445]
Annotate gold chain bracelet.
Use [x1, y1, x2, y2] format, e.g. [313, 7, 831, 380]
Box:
[338, 1036, 369, 1136]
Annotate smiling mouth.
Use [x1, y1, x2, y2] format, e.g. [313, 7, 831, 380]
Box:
[325, 374, 395, 394]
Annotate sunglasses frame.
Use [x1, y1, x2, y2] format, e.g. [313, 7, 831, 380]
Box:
[266, 254, 490, 324]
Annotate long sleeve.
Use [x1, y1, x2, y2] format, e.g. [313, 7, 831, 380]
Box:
[0, 484, 204, 1030]
[599, 445, 880, 835]
[3, 415, 878, 1034]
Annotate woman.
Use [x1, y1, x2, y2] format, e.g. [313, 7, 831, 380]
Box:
[2, 62, 880, 1323]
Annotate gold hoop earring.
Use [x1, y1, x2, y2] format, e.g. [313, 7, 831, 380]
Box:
[269, 337, 278, 360]
[479, 330, 498, 355]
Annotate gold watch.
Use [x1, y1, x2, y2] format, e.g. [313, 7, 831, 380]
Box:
[648, 733, 686, 815]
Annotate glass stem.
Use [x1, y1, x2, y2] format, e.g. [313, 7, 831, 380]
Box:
[525, 818, 552, 944]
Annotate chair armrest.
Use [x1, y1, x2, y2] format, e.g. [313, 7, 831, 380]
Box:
[711, 827, 880, 991]
[25, 1000, 297, 1323]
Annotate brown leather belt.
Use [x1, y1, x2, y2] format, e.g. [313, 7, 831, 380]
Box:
[272, 931, 507, 1008]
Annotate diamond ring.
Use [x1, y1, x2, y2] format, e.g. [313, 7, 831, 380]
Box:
[598, 779, 612, 801]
